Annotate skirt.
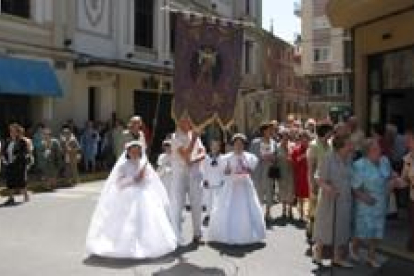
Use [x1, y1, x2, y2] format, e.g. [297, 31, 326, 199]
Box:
[5, 163, 27, 189]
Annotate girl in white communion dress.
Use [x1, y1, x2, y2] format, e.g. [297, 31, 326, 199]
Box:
[86, 141, 177, 259]
[207, 134, 266, 245]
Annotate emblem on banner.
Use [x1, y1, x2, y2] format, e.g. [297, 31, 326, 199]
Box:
[173, 15, 243, 129]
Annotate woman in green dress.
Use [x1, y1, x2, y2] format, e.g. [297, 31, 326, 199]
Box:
[37, 128, 63, 190]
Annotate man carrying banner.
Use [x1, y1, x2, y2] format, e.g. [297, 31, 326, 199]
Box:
[169, 14, 242, 245]
[170, 116, 206, 245]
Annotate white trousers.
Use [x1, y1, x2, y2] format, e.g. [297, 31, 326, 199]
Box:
[170, 168, 203, 239]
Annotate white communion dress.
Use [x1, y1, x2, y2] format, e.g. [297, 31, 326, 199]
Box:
[85, 153, 177, 259]
[157, 152, 173, 200]
[207, 151, 266, 245]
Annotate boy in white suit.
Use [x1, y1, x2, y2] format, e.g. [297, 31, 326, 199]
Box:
[202, 139, 225, 226]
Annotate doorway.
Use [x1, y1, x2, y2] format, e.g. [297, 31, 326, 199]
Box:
[88, 87, 99, 122]
[0, 95, 31, 138]
[133, 90, 175, 158]
[380, 90, 414, 132]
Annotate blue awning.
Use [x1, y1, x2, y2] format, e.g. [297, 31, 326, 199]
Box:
[0, 57, 63, 97]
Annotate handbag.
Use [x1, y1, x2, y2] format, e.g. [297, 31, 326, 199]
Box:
[267, 164, 281, 179]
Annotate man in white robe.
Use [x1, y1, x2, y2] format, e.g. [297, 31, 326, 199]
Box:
[170, 118, 206, 244]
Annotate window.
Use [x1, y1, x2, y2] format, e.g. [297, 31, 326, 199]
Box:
[245, 0, 250, 15]
[313, 47, 330, 62]
[88, 87, 97, 121]
[312, 16, 330, 30]
[327, 78, 335, 95]
[344, 40, 353, 70]
[320, 79, 328, 94]
[170, 13, 176, 53]
[343, 76, 350, 94]
[311, 80, 319, 95]
[134, 0, 154, 48]
[245, 40, 253, 74]
[311, 79, 326, 95]
[336, 78, 343, 95]
[287, 75, 292, 87]
[1, 0, 30, 18]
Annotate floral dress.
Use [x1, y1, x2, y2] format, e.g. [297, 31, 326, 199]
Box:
[352, 156, 391, 239]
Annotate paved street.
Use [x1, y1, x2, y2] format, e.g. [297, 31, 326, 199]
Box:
[1, 181, 414, 276]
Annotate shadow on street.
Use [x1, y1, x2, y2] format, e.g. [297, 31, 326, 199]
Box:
[82, 242, 204, 270]
[83, 254, 176, 269]
[208, 242, 266, 258]
[153, 261, 226, 276]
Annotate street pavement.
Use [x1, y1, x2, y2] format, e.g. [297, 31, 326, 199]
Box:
[1, 181, 414, 276]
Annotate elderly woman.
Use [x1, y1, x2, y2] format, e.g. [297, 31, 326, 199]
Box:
[1, 123, 29, 205]
[307, 122, 333, 240]
[350, 138, 399, 268]
[312, 135, 354, 268]
[38, 128, 63, 190]
[60, 127, 81, 186]
[250, 122, 278, 220]
[399, 127, 414, 253]
[277, 129, 295, 218]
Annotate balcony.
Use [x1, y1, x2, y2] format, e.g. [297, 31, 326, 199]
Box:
[327, 0, 414, 28]
[294, 1, 302, 17]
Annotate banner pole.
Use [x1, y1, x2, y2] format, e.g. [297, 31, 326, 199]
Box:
[149, 60, 170, 158]
[160, 5, 255, 27]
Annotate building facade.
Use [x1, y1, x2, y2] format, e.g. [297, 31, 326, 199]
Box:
[0, 0, 176, 141]
[0, 0, 265, 138]
[298, 0, 351, 121]
[262, 31, 308, 122]
[0, 0, 307, 144]
[328, 0, 414, 132]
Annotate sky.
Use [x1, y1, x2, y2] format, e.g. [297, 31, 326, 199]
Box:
[262, 0, 301, 43]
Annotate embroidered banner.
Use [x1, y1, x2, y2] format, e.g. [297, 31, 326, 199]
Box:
[173, 14, 243, 129]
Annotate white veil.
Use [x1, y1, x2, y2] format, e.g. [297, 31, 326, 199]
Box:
[86, 150, 171, 252]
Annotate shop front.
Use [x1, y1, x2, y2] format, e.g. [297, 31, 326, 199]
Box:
[328, 0, 414, 258]
[368, 47, 414, 132]
[0, 56, 62, 138]
[327, 0, 414, 131]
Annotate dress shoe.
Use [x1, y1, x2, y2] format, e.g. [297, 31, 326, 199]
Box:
[2, 197, 15, 206]
[192, 235, 202, 244]
[333, 260, 354, 268]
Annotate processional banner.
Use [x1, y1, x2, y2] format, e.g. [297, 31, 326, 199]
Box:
[173, 14, 243, 129]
